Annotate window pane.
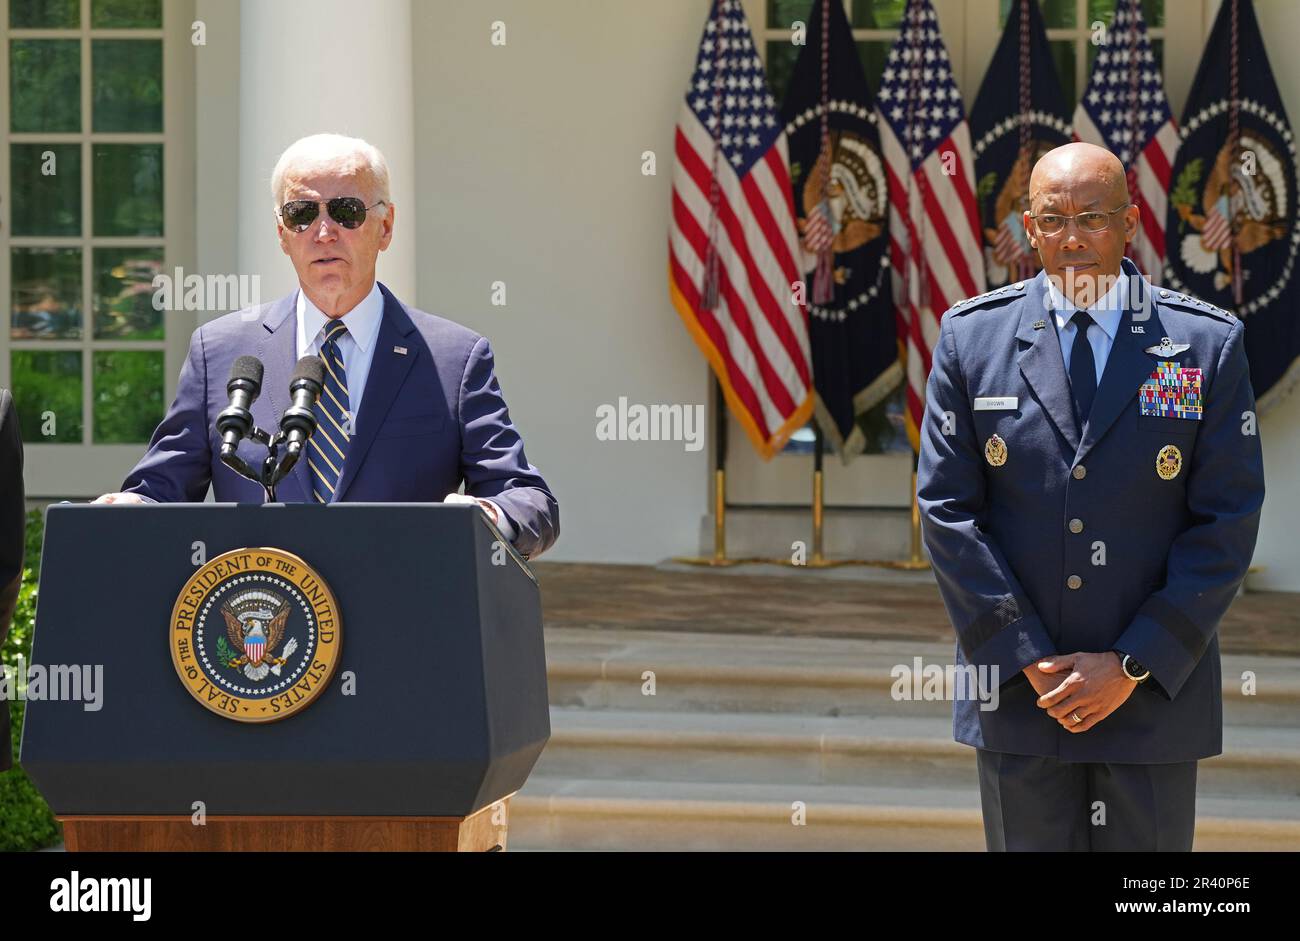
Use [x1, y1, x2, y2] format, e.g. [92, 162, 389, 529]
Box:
[9, 40, 81, 133]
[93, 144, 163, 236]
[93, 350, 163, 443]
[11, 248, 82, 340]
[11, 350, 82, 443]
[1051, 39, 1076, 107]
[93, 248, 164, 339]
[855, 40, 891, 93]
[9, 0, 79, 28]
[1086, 0, 1117, 22]
[764, 40, 799, 105]
[91, 0, 162, 28]
[92, 40, 162, 132]
[766, 0, 812, 29]
[10, 143, 81, 236]
[1000, 0, 1076, 28]
[1143, 0, 1163, 27]
[851, 0, 907, 29]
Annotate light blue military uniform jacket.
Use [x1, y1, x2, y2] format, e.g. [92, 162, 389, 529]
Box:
[917, 257, 1265, 763]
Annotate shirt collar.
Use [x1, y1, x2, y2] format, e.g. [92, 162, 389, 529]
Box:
[296, 281, 384, 355]
[1046, 270, 1126, 342]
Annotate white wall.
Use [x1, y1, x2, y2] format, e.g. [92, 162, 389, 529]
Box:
[1243, 0, 1300, 590]
[411, 1, 712, 562]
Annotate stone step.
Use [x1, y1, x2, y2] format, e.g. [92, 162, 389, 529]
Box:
[532, 708, 1300, 800]
[545, 627, 1300, 727]
[509, 777, 1300, 852]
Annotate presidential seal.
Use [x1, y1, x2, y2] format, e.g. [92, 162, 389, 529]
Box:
[170, 548, 341, 723]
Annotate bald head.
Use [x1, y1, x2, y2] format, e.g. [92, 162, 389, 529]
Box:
[1022, 142, 1140, 308]
[1029, 142, 1129, 208]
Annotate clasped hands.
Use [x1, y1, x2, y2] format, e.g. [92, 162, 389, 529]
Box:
[1023, 652, 1138, 733]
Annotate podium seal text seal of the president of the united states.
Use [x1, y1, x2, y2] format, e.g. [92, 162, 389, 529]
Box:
[169, 548, 342, 722]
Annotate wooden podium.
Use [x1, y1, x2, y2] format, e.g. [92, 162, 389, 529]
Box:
[22, 504, 549, 852]
[59, 801, 512, 852]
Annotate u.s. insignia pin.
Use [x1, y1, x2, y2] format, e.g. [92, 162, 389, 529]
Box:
[985, 434, 1008, 467]
[1155, 444, 1182, 480]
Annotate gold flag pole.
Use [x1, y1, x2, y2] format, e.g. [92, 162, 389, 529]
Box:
[675, 377, 753, 566]
[869, 456, 930, 570]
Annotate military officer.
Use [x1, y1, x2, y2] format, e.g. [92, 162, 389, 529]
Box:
[916, 142, 1265, 851]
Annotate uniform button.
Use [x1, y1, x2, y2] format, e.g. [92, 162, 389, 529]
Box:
[1067, 575, 1083, 590]
[1069, 518, 1083, 533]
[1072, 465, 1086, 479]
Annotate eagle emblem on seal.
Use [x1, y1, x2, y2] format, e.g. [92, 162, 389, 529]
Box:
[217, 590, 298, 682]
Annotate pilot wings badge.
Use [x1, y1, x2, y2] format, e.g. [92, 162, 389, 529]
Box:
[1145, 336, 1191, 357]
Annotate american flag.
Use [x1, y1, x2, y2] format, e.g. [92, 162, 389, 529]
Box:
[1201, 193, 1233, 251]
[993, 212, 1034, 266]
[668, 0, 813, 460]
[1072, 0, 1178, 278]
[802, 201, 835, 254]
[878, 0, 985, 453]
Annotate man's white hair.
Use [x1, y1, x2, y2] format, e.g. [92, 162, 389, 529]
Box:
[270, 133, 391, 213]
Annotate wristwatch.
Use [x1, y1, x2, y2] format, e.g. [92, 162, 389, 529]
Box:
[1116, 651, 1151, 683]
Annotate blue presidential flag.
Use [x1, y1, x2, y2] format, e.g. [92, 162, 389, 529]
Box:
[778, 0, 899, 455]
[1165, 0, 1299, 410]
[969, 0, 1071, 288]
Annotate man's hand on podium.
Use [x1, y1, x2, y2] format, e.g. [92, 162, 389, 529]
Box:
[443, 492, 498, 525]
[92, 492, 147, 504]
[443, 493, 515, 543]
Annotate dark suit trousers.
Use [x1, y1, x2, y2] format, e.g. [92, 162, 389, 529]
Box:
[976, 748, 1198, 851]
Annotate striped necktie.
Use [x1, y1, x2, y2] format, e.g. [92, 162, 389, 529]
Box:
[310, 320, 351, 503]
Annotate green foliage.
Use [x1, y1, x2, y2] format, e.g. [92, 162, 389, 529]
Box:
[0, 510, 62, 852]
[1170, 158, 1204, 236]
[10, 351, 83, 444]
[93, 350, 164, 443]
[216, 634, 235, 668]
[977, 171, 999, 210]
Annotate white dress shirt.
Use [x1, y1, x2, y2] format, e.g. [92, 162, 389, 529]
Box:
[293, 281, 515, 542]
[1046, 272, 1128, 385]
[295, 281, 384, 429]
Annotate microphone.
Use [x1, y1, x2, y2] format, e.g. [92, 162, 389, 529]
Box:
[216, 355, 264, 457]
[274, 355, 326, 479]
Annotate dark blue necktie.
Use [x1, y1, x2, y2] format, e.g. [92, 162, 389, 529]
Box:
[310, 320, 350, 503]
[1068, 309, 1097, 426]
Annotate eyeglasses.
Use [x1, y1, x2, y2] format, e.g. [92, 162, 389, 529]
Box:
[1028, 204, 1132, 236]
[278, 197, 387, 232]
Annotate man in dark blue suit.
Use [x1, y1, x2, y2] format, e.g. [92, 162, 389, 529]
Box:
[96, 134, 557, 560]
[917, 142, 1264, 851]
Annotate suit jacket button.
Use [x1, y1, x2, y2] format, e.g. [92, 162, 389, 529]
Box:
[1069, 518, 1084, 533]
[1067, 575, 1083, 589]
[1072, 465, 1086, 479]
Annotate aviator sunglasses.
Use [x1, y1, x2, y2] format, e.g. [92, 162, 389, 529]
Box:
[278, 197, 387, 232]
